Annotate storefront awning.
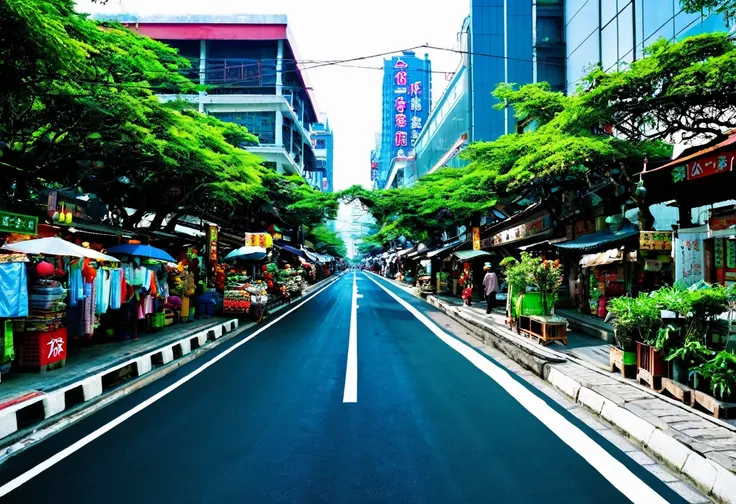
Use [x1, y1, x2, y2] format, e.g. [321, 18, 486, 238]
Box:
[301, 247, 319, 263]
[397, 247, 415, 257]
[453, 250, 491, 261]
[387, 253, 398, 264]
[555, 223, 639, 253]
[518, 238, 568, 251]
[426, 236, 466, 259]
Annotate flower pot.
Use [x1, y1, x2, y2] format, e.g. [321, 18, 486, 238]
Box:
[637, 341, 667, 390]
[670, 357, 688, 384]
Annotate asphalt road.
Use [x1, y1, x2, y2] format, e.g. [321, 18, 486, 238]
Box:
[0, 273, 689, 503]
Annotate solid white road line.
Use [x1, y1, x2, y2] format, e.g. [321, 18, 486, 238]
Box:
[0, 278, 339, 498]
[363, 272, 668, 504]
[343, 272, 358, 403]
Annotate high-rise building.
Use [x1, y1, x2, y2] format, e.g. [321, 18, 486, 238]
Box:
[97, 14, 323, 182]
[310, 117, 334, 192]
[408, 1, 565, 187]
[377, 51, 432, 189]
[565, 0, 731, 95]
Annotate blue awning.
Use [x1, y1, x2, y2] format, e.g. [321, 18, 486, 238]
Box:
[275, 241, 306, 258]
[555, 223, 639, 253]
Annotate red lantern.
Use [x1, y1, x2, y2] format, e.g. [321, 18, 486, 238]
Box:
[36, 261, 55, 277]
[267, 280, 274, 289]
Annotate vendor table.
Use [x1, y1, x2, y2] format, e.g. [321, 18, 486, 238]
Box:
[518, 315, 568, 346]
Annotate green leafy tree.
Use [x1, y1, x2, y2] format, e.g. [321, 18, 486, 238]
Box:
[0, 0, 336, 233]
[681, 0, 736, 21]
[308, 224, 347, 258]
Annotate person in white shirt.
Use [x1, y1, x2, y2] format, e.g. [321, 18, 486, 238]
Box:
[482, 262, 499, 315]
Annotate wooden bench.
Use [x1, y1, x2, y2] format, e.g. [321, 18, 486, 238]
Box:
[518, 315, 568, 346]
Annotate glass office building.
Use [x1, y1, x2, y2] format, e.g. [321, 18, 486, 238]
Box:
[410, 0, 564, 186]
[566, 0, 731, 94]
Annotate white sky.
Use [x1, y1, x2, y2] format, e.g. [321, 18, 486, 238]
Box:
[79, 0, 469, 191]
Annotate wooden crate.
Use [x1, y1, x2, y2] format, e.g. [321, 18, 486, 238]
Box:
[518, 315, 568, 346]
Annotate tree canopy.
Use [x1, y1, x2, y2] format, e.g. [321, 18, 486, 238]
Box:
[308, 224, 347, 258]
[0, 0, 334, 233]
[681, 0, 736, 21]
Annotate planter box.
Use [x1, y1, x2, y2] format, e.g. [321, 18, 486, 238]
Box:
[690, 389, 736, 419]
[609, 346, 636, 378]
[636, 341, 667, 390]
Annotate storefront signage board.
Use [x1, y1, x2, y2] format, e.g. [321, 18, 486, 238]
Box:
[0, 211, 38, 236]
[472, 227, 481, 250]
[710, 213, 736, 231]
[672, 149, 735, 182]
[483, 216, 550, 248]
[640, 231, 673, 251]
[675, 233, 705, 287]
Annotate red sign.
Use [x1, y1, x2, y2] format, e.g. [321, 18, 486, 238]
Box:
[686, 150, 735, 181]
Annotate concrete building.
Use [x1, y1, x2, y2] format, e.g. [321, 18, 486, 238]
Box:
[310, 117, 334, 192]
[102, 14, 322, 180]
[377, 51, 432, 189]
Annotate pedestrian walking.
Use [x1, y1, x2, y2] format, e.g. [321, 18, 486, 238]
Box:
[482, 262, 498, 315]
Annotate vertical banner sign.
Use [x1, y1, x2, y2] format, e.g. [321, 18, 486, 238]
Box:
[472, 226, 481, 251]
[206, 224, 218, 277]
[392, 56, 428, 158]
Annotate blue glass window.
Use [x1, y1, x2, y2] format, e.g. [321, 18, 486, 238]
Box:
[602, 0, 619, 26]
[641, 0, 674, 47]
[618, 4, 634, 66]
[601, 21, 618, 72]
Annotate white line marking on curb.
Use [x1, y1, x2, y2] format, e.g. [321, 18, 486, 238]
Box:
[0, 278, 339, 498]
[363, 272, 668, 504]
[343, 272, 358, 403]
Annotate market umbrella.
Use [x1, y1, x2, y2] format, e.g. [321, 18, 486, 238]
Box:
[107, 243, 175, 262]
[1, 237, 120, 262]
[224, 246, 267, 262]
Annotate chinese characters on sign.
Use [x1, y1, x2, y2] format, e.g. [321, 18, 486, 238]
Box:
[47, 337, 64, 359]
[472, 227, 481, 251]
[392, 57, 426, 153]
[480, 216, 551, 248]
[206, 224, 218, 271]
[639, 231, 673, 251]
[0, 211, 38, 236]
[672, 150, 735, 183]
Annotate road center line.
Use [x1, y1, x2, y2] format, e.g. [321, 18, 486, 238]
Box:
[343, 272, 358, 403]
[363, 272, 668, 504]
[0, 277, 339, 498]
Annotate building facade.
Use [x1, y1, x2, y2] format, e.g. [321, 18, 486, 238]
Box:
[565, 0, 731, 94]
[310, 117, 334, 192]
[408, 0, 565, 187]
[102, 14, 322, 182]
[377, 51, 432, 189]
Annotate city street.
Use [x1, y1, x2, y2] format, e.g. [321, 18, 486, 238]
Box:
[0, 273, 691, 503]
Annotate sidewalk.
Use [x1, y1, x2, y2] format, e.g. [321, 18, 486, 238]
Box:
[0, 274, 340, 460]
[385, 279, 736, 503]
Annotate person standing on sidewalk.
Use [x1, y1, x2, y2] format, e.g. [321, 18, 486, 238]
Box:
[482, 262, 498, 315]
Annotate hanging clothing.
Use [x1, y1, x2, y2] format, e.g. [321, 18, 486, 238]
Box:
[69, 266, 84, 308]
[0, 263, 28, 318]
[83, 281, 95, 337]
[109, 269, 122, 310]
[181, 295, 190, 318]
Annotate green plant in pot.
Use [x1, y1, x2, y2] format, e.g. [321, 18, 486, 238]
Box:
[607, 295, 662, 372]
[666, 336, 711, 385]
[696, 350, 736, 401]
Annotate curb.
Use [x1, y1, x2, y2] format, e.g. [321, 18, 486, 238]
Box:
[0, 274, 340, 464]
[383, 277, 736, 503]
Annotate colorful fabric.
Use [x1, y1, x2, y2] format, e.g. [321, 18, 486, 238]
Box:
[0, 262, 28, 318]
[69, 266, 84, 308]
[109, 269, 122, 310]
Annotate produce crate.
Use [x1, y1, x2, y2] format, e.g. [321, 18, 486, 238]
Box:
[16, 327, 67, 373]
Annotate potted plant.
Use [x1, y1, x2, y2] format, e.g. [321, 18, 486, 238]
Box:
[665, 335, 710, 384]
[697, 350, 736, 402]
[607, 295, 663, 385]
